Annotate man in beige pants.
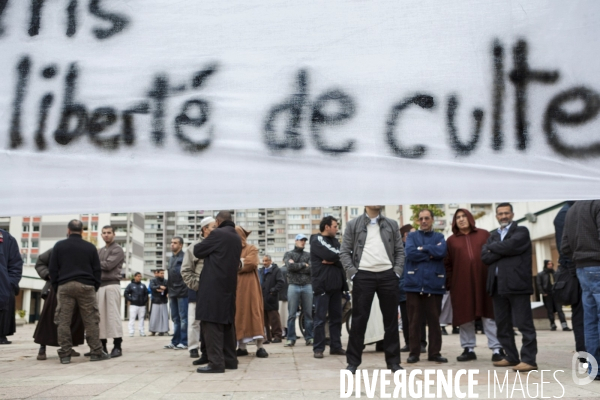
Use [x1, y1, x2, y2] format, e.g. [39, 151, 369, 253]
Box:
[97, 226, 125, 358]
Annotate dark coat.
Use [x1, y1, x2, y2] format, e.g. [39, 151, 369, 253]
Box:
[125, 280, 149, 307]
[310, 234, 348, 295]
[193, 220, 242, 325]
[167, 251, 187, 298]
[482, 223, 533, 296]
[444, 209, 494, 326]
[260, 265, 285, 311]
[0, 229, 23, 311]
[536, 267, 556, 295]
[149, 277, 168, 304]
[278, 264, 289, 301]
[404, 230, 447, 295]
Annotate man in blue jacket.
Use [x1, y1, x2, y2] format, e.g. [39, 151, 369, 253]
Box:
[404, 209, 448, 364]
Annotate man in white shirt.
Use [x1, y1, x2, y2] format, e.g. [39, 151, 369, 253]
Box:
[340, 206, 404, 374]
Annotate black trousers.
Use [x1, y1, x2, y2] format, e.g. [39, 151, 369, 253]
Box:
[492, 291, 537, 366]
[399, 301, 427, 348]
[201, 321, 237, 369]
[407, 292, 442, 358]
[347, 270, 401, 366]
[571, 297, 586, 352]
[200, 326, 207, 356]
[313, 290, 342, 353]
[542, 295, 566, 325]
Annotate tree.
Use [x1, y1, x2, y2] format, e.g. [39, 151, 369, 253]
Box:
[409, 204, 445, 230]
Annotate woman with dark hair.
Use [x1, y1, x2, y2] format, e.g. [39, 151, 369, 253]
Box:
[536, 260, 571, 331]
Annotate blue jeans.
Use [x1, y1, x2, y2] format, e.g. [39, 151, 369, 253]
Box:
[287, 284, 313, 341]
[169, 296, 189, 346]
[577, 267, 600, 377]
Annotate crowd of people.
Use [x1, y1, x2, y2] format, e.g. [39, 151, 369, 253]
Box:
[0, 201, 599, 380]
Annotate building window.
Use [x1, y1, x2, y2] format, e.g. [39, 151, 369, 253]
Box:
[21, 239, 28, 248]
[22, 224, 30, 232]
[30, 255, 38, 264]
[351, 208, 358, 216]
[31, 239, 39, 248]
[32, 224, 40, 232]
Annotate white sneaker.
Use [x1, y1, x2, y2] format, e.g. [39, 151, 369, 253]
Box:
[140, 332, 146, 337]
[164, 344, 176, 349]
[175, 344, 188, 350]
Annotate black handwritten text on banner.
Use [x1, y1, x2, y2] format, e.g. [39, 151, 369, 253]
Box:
[1, 0, 599, 215]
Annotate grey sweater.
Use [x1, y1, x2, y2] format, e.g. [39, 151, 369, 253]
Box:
[561, 200, 600, 268]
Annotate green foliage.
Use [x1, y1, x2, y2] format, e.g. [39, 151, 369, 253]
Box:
[409, 204, 445, 229]
[17, 309, 26, 319]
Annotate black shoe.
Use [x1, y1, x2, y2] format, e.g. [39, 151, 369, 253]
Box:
[563, 327, 572, 332]
[189, 349, 199, 358]
[420, 345, 427, 354]
[60, 356, 71, 364]
[457, 349, 477, 362]
[346, 364, 358, 374]
[550, 323, 557, 331]
[441, 327, 448, 335]
[428, 355, 448, 363]
[387, 363, 403, 372]
[236, 348, 249, 357]
[110, 348, 122, 358]
[491, 349, 506, 362]
[452, 327, 460, 334]
[330, 348, 346, 356]
[84, 352, 91, 357]
[90, 351, 110, 362]
[263, 340, 271, 345]
[272, 339, 282, 344]
[193, 354, 209, 365]
[197, 365, 225, 373]
[407, 355, 419, 363]
[256, 348, 269, 358]
[0, 337, 12, 345]
[400, 345, 409, 352]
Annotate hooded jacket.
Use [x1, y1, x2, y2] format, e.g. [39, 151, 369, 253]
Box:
[404, 229, 447, 295]
[444, 209, 494, 325]
[125, 279, 149, 307]
[481, 222, 533, 296]
[234, 226, 265, 340]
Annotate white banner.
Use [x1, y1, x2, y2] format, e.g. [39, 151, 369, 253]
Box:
[1, 0, 599, 215]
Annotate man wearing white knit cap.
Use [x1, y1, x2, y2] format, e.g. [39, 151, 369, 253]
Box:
[182, 217, 217, 361]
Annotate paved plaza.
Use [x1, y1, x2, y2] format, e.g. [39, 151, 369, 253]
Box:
[1, 321, 600, 399]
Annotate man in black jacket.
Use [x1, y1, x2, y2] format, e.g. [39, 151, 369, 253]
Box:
[0, 228, 22, 345]
[194, 211, 242, 373]
[536, 260, 569, 331]
[165, 237, 188, 350]
[481, 203, 537, 372]
[48, 220, 109, 364]
[310, 216, 348, 359]
[554, 201, 585, 355]
[125, 272, 148, 337]
[561, 200, 600, 380]
[260, 255, 285, 343]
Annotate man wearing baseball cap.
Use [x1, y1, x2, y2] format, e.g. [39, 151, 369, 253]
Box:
[182, 217, 217, 360]
[283, 234, 313, 347]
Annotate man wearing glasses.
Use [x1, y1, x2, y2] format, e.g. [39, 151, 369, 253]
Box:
[404, 209, 448, 364]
